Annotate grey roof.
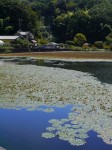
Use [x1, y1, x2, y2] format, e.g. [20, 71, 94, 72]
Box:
[31, 40, 37, 43]
[47, 42, 59, 46]
[17, 31, 29, 36]
[0, 36, 19, 40]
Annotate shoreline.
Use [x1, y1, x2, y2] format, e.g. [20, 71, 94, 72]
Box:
[0, 51, 112, 62]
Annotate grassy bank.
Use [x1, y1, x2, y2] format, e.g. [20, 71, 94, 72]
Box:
[0, 51, 112, 60]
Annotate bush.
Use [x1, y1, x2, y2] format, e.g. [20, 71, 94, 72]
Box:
[66, 40, 75, 45]
[73, 33, 87, 46]
[105, 33, 112, 46]
[59, 43, 67, 49]
[69, 45, 82, 51]
[103, 45, 110, 50]
[11, 39, 31, 48]
[0, 46, 14, 53]
[82, 45, 91, 51]
[37, 38, 48, 45]
[94, 41, 103, 48]
[110, 45, 112, 51]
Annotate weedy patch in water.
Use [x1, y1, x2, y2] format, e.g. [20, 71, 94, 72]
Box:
[0, 60, 112, 146]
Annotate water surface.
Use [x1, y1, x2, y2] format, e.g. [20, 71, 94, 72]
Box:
[0, 57, 112, 150]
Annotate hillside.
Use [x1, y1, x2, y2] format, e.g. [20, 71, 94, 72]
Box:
[0, 0, 112, 44]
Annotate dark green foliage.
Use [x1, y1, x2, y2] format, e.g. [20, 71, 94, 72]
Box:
[12, 38, 31, 48]
[0, 17, 13, 34]
[0, 0, 112, 44]
[105, 33, 112, 46]
[0, 46, 14, 53]
[94, 41, 104, 49]
[66, 40, 75, 45]
[0, 0, 39, 34]
[74, 33, 87, 46]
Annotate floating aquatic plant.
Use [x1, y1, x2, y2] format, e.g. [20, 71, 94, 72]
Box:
[0, 59, 112, 146]
[43, 116, 90, 146]
[42, 132, 55, 138]
[43, 108, 54, 113]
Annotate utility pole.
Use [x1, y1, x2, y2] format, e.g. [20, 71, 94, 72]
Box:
[19, 18, 21, 31]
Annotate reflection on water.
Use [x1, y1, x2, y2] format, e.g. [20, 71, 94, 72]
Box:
[62, 62, 112, 84]
[0, 57, 112, 150]
[1, 57, 112, 84]
[0, 108, 111, 150]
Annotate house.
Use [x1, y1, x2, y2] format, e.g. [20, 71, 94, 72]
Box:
[16, 30, 34, 40]
[0, 36, 19, 40]
[0, 31, 37, 47]
[16, 30, 37, 47]
[0, 36, 19, 45]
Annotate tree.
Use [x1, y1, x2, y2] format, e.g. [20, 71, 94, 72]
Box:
[88, 1, 112, 42]
[68, 10, 90, 40]
[0, 17, 13, 34]
[53, 12, 73, 42]
[0, 0, 112, 43]
[74, 33, 87, 46]
[0, 0, 39, 34]
[105, 33, 112, 46]
[0, 19, 3, 33]
[12, 38, 31, 48]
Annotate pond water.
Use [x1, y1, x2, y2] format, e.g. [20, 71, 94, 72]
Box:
[0, 57, 112, 150]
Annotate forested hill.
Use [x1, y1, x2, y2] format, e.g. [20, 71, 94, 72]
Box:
[0, 0, 112, 43]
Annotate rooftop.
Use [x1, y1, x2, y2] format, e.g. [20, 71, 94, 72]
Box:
[0, 36, 19, 40]
[17, 31, 30, 36]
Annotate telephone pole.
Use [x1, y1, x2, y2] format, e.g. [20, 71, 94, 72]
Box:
[19, 18, 21, 31]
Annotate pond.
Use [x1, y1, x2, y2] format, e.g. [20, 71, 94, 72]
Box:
[0, 57, 112, 150]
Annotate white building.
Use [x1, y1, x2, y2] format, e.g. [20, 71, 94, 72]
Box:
[0, 36, 19, 40]
[0, 40, 4, 46]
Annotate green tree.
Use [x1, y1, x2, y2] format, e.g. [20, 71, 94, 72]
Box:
[0, 19, 3, 33]
[0, 0, 39, 34]
[68, 10, 90, 40]
[88, 1, 112, 42]
[74, 33, 87, 46]
[105, 33, 112, 46]
[0, 17, 13, 34]
[4, 26, 13, 34]
[12, 38, 31, 48]
[53, 12, 73, 42]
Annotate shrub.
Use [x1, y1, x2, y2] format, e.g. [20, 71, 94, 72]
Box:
[105, 33, 112, 46]
[66, 40, 75, 45]
[94, 41, 103, 48]
[69, 45, 82, 51]
[82, 45, 91, 51]
[37, 38, 48, 45]
[0, 46, 14, 53]
[110, 45, 112, 51]
[11, 38, 30, 48]
[73, 33, 87, 46]
[103, 45, 110, 50]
